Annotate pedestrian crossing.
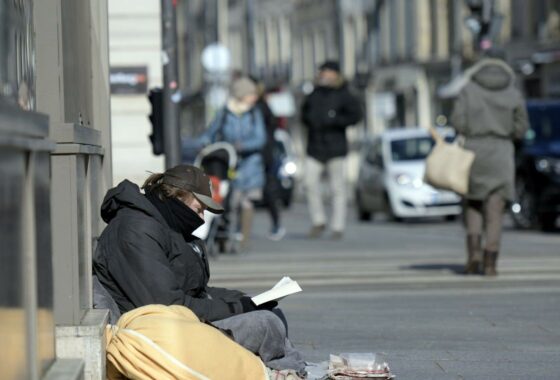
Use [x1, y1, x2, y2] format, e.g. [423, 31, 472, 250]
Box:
[210, 254, 560, 292]
[208, 205, 560, 295]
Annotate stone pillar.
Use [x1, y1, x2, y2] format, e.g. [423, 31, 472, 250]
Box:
[33, 0, 112, 379]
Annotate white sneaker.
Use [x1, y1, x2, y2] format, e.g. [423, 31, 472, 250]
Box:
[267, 227, 286, 241]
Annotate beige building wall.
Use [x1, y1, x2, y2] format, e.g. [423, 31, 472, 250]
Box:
[108, 1, 164, 186]
[435, 0, 450, 60]
[496, 0, 512, 43]
[416, 0, 432, 62]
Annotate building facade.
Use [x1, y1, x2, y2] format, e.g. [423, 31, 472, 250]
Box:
[366, 0, 560, 133]
[108, 0, 165, 185]
[1, 0, 113, 379]
[179, 0, 560, 134]
[505, 0, 560, 98]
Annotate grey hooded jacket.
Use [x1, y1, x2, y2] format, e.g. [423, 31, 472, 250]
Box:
[451, 59, 529, 201]
[93, 180, 245, 321]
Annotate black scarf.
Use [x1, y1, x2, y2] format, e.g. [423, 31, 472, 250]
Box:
[146, 192, 204, 242]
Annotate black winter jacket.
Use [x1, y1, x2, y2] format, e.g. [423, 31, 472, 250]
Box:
[256, 98, 279, 170]
[93, 180, 245, 321]
[301, 82, 362, 162]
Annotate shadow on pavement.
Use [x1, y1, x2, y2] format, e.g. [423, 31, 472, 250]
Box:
[402, 263, 465, 274]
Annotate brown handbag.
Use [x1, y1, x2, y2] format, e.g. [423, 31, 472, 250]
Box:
[424, 127, 475, 195]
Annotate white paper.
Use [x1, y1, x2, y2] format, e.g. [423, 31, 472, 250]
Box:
[251, 276, 302, 306]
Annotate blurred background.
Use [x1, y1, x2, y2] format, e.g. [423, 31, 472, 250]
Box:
[109, 0, 560, 228]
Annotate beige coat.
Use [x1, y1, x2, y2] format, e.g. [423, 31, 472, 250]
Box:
[451, 59, 529, 201]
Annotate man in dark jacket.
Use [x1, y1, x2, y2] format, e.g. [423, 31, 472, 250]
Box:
[93, 165, 305, 373]
[93, 166, 250, 321]
[301, 61, 362, 239]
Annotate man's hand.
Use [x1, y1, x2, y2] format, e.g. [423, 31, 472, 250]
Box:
[240, 297, 278, 313]
[240, 296, 257, 313]
[256, 300, 278, 311]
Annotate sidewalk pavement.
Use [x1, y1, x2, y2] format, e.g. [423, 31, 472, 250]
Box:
[210, 203, 560, 379]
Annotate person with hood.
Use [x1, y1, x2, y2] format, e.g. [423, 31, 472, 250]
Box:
[451, 57, 529, 276]
[198, 76, 266, 250]
[93, 165, 306, 374]
[301, 61, 362, 239]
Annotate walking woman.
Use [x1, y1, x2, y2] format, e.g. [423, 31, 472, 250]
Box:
[198, 77, 266, 250]
[451, 58, 529, 276]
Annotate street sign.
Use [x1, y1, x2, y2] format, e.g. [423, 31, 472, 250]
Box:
[110, 66, 148, 95]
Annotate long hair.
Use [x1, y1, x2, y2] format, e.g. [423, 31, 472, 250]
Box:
[142, 172, 194, 203]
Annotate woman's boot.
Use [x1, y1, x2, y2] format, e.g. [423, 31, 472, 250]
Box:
[483, 251, 499, 276]
[464, 234, 482, 274]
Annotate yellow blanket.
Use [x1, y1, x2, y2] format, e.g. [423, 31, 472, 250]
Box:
[105, 304, 269, 380]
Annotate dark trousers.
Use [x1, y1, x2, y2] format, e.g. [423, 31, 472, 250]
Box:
[263, 171, 281, 230]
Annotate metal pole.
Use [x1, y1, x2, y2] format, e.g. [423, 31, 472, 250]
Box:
[161, 0, 181, 168]
[246, 0, 256, 76]
[336, 0, 345, 72]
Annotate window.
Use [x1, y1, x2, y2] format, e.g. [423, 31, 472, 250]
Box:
[279, 16, 291, 64]
[255, 22, 266, 66]
[314, 30, 326, 68]
[390, 137, 434, 161]
[302, 33, 314, 79]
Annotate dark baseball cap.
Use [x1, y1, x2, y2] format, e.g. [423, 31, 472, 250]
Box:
[161, 165, 224, 214]
[319, 60, 340, 73]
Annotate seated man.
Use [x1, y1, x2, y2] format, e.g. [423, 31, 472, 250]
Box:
[93, 165, 304, 374]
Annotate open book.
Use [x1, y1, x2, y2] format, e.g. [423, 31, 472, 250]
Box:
[251, 276, 302, 306]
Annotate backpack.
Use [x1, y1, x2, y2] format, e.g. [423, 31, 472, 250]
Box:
[214, 107, 256, 143]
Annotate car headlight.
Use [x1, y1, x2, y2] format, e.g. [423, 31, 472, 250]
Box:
[535, 158, 560, 175]
[394, 174, 423, 188]
[394, 173, 411, 186]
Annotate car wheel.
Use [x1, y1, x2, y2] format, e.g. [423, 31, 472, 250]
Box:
[511, 176, 537, 229]
[539, 213, 558, 232]
[356, 191, 372, 221]
[445, 215, 459, 222]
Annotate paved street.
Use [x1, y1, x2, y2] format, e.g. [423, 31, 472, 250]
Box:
[209, 203, 560, 380]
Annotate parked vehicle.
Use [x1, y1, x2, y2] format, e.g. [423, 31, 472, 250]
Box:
[511, 100, 560, 231]
[355, 128, 462, 221]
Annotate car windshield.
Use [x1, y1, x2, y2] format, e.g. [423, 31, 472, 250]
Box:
[390, 137, 434, 161]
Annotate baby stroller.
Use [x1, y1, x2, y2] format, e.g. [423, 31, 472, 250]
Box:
[192, 142, 237, 256]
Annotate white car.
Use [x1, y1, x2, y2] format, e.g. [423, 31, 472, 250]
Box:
[355, 128, 462, 221]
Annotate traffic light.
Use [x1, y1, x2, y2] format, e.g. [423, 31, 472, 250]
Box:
[148, 88, 164, 155]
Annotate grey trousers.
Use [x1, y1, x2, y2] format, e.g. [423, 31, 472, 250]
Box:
[464, 191, 506, 252]
[212, 310, 306, 375]
[304, 156, 347, 232]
